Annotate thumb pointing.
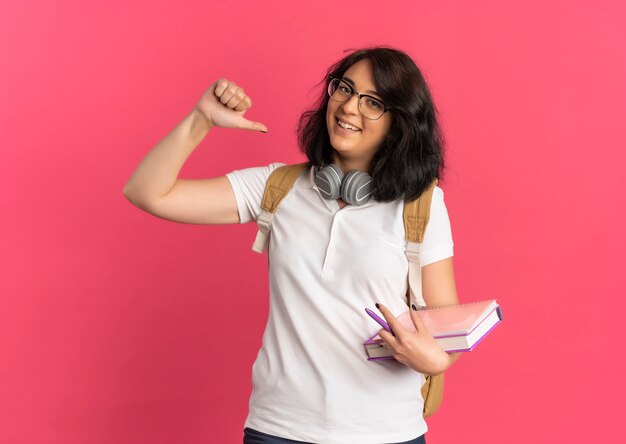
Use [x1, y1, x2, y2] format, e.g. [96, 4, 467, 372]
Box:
[242, 119, 268, 133]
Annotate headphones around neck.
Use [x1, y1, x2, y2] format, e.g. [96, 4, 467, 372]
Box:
[314, 164, 374, 206]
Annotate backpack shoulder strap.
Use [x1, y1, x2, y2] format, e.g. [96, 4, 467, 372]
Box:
[252, 163, 308, 253]
[403, 178, 438, 307]
[403, 178, 445, 418]
[403, 178, 438, 244]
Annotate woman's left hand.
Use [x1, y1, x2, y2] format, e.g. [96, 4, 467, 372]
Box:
[376, 303, 452, 375]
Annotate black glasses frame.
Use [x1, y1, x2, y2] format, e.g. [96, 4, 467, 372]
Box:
[327, 74, 391, 120]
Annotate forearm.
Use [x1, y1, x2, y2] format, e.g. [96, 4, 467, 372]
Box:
[123, 107, 213, 204]
[424, 351, 462, 377]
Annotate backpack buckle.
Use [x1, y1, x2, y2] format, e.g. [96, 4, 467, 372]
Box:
[256, 210, 273, 233]
[252, 210, 274, 253]
[405, 242, 420, 264]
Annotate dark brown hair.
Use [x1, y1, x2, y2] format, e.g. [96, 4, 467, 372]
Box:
[297, 45, 446, 202]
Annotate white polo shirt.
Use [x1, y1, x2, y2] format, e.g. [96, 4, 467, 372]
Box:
[226, 162, 454, 444]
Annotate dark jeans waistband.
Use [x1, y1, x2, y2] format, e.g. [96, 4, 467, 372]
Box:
[243, 427, 426, 444]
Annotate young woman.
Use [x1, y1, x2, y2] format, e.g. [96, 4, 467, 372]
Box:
[124, 46, 461, 444]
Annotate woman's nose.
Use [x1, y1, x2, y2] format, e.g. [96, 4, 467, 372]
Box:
[341, 94, 360, 115]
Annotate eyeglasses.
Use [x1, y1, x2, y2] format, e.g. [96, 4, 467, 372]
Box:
[327, 74, 391, 120]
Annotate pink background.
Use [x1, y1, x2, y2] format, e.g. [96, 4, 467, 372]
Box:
[2, 1, 625, 443]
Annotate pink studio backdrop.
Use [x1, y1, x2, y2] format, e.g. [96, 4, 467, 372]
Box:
[1, 1, 625, 443]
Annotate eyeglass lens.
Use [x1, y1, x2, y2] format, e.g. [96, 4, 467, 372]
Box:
[327, 78, 385, 120]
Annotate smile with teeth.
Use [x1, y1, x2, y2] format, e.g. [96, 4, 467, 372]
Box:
[337, 118, 361, 132]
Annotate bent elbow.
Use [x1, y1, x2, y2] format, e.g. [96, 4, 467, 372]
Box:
[122, 184, 147, 208]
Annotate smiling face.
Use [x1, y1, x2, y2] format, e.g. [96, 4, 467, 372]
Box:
[325, 59, 392, 172]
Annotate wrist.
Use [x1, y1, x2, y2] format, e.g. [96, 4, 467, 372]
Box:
[431, 349, 452, 375]
[193, 106, 214, 130]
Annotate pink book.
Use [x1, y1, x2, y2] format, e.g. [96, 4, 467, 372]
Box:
[364, 300, 502, 360]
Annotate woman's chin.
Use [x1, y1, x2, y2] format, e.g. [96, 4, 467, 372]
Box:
[329, 142, 354, 155]
[329, 134, 357, 150]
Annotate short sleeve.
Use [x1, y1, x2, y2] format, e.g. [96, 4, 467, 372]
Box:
[225, 162, 286, 224]
[417, 186, 454, 267]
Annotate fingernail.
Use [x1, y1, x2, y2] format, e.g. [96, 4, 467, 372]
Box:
[375, 303, 380, 309]
[412, 304, 418, 311]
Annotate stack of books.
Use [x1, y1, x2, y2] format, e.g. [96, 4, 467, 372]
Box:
[364, 299, 503, 360]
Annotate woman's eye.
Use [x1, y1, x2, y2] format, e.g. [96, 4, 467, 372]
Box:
[368, 99, 382, 109]
[339, 86, 351, 94]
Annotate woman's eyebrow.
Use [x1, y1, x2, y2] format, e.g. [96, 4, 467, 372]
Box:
[342, 76, 380, 96]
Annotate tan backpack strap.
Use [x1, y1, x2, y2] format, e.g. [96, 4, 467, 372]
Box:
[404, 178, 438, 308]
[260, 163, 308, 212]
[404, 178, 445, 417]
[421, 371, 444, 418]
[403, 178, 438, 243]
[252, 163, 308, 253]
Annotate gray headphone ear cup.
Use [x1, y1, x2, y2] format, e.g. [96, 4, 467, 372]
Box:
[341, 170, 373, 206]
[315, 164, 344, 200]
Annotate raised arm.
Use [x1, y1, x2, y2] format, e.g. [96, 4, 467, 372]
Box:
[122, 79, 268, 224]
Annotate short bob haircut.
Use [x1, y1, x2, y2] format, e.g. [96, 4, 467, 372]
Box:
[297, 46, 446, 203]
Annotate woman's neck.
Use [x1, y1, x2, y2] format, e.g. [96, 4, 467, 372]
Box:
[332, 155, 371, 174]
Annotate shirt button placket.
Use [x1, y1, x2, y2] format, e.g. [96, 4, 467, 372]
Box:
[322, 215, 340, 281]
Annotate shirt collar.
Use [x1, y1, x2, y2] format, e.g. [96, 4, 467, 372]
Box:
[295, 164, 317, 189]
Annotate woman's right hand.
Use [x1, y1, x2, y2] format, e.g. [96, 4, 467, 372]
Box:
[195, 79, 268, 133]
